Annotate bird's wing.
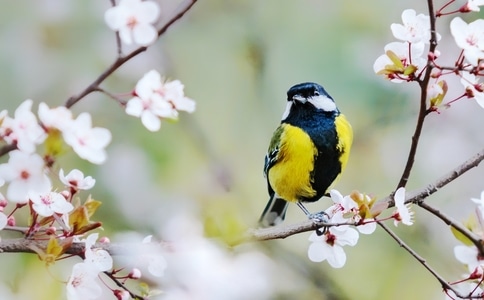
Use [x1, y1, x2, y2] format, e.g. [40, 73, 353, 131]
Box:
[264, 124, 284, 177]
[264, 148, 279, 177]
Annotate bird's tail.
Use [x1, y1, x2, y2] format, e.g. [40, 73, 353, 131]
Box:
[259, 195, 289, 227]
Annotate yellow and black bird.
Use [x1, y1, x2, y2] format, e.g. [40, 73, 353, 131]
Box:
[259, 82, 353, 227]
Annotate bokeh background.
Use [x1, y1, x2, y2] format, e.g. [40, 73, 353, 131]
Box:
[1, 0, 484, 299]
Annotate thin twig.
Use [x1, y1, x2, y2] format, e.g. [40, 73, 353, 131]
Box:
[103, 271, 145, 300]
[418, 201, 483, 254]
[377, 221, 468, 298]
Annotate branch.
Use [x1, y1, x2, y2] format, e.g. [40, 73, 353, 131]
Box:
[377, 221, 474, 298]
[0, 143, 16, 158]
[64, 0, 198, 108]
[396, 0, 439, 189]
[418, 201, 483, 254]
[245, 147, 484, 242]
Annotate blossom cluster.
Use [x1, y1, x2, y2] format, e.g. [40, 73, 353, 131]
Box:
[125, 70, 196, 132]
[373, 9, 437, 83]
[307, 188, 413, 268]
[105, 0, 160, 47]
[374, 7, 484, 110]
[0, 1, 198, 298]
[67, 233, 113, 300]
[0, 100, 110, 209]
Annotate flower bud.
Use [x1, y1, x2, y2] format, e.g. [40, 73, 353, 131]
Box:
[128, 268, 142, 279]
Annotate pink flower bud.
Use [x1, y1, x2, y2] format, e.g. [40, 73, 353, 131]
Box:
[114, 289, 130, 300]
[99, 236, 111, 244]
[7, 216, 15, 227]
[0, 199, 7, 208]
[60, 190, 71, 199]
[128, 268, 142, 279]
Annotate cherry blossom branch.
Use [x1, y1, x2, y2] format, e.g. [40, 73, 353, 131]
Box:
[376, 221, 470, 298]
[240, 220, 357, 243]
[244, 147, 484, 242]
[64, 0, 198, 109]
[396, 0, 438, 189]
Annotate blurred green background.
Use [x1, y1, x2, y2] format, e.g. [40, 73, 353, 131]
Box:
[1, 0, 484, 299]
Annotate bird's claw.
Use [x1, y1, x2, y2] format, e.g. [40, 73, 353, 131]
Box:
[308, 211, 330, 236]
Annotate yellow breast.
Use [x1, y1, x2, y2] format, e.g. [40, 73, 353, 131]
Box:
[268, 124, 317, 203]
[335, 114, 353, 174]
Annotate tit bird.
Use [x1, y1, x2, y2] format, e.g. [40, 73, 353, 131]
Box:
[259, 82, 353, 227]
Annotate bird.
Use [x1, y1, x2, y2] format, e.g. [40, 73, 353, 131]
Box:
[259, 82, 353, 227]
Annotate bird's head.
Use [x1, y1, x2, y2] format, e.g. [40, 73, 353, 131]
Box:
[282, 82, 338, 120]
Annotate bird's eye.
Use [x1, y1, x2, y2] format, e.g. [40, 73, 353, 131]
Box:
[314, 91, 320, 96]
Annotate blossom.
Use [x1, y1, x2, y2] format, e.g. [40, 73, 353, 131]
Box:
[63, 113, 112, 164]
[461, 0, 484, 12]
[374, 41, 426, 82]
[307, 226, 359, 268]
[66, 262, 102, 300]
[460, 72, 484, 108]
[59, 169, 96, 191]
[427, 80, 448, 108]
[450, 17, 484, 66]
[471, 191, 484, 221]
[104, 0, 160, 46]
[0, 150, 51, 203]
[114, 290, 130, 300]
[66, 234, 113, 300]
[392, 187, 414, 226]
[83, 233, 113, 273]
[471, 191, 484, 206]
[38, 102, 73, 132]
[454, 245, 482, 273]
[30, 191, 74, 217]
[0, 100, 46, 153]
[126, 70, 196, 131]
[390, 9, 433, 44]
[326, 190, 377, 234]
[141, 235, 167, 277]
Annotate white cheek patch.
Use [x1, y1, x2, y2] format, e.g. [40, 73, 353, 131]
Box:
[281, 101, 293, 120]
[309, 95, 337, 112]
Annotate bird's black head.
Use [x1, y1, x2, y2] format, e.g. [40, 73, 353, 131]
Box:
[287, 82, 331, 101]
[283, 82, 337, 115]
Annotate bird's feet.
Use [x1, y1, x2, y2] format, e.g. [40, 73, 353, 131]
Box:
[308, 211, 330, 235]
[308, 211, 330, 223]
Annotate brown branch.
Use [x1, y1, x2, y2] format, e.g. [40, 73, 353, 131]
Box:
[418, 201, 483, 254]
[64, 0, 198, 108]
[396, 0, 439, 189]
[245, 147, 484, 242]
[0, 238, 156, 256]
[0, 143, 16, 158]
[376, 221, 474, 298]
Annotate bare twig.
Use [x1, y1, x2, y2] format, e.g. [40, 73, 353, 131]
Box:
[377, 221, 472, 298]
[418, 201, 483, 254]
[103, 271, 145, 300]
